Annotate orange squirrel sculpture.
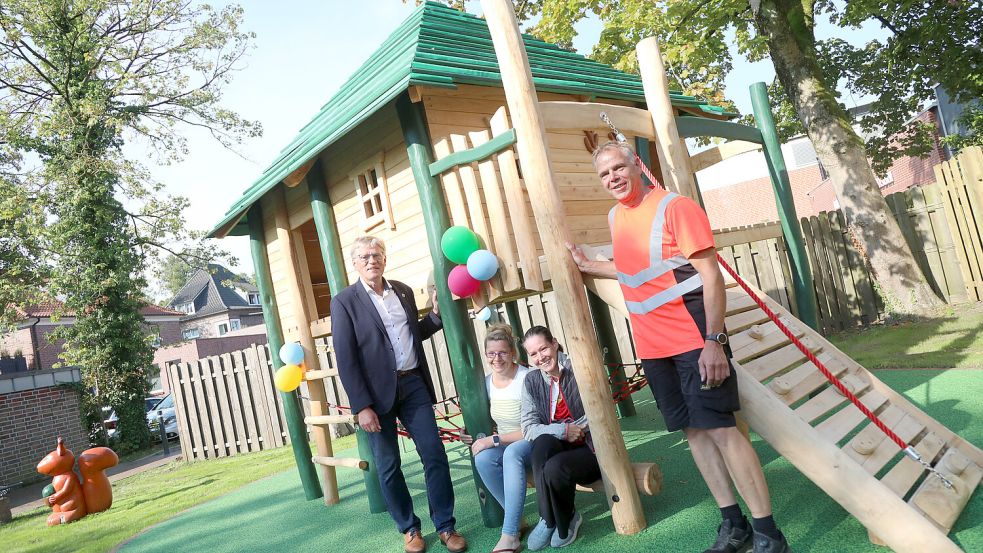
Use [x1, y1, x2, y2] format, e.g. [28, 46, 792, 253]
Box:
[36, 437, 118, 526]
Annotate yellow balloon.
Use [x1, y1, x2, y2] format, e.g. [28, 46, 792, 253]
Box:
[274, 364, 304, 392]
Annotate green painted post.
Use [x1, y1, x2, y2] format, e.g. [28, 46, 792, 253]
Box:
[635, 137, 654, 188]
[586, 290, 636, 418]
[750, 82, 819, 330]
[248, 204, 322, 501]
[503, 300, 526, 364]
[396, 93, 504, 528]
[307, 162, 387, 514]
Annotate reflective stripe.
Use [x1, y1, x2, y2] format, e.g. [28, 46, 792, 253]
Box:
[624, 273, 704, 315]
[615, 192, 682, 289]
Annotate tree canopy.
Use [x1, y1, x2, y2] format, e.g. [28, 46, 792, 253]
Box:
[0, 0, 258, 451]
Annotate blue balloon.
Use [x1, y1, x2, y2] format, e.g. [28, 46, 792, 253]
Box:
[279, 342, 305, 365]
[466, 249, 499, 281]
[476, 306, 492, 322]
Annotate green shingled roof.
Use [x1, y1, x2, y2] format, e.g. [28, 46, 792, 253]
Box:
[209, 1, 732, 238]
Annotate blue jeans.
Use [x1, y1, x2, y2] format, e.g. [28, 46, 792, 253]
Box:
[474, 439, 533, 536]
[365, 372, 456, 534]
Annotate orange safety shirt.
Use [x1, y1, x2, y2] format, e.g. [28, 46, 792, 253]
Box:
[610, 188, 716, 359]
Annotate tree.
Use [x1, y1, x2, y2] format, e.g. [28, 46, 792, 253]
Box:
[452, 0, 980, 315]
[0, 0, 259, 452]
[0, 176, 46, 332]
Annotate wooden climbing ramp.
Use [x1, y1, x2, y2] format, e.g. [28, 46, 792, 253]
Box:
[588, 269, 981, 553]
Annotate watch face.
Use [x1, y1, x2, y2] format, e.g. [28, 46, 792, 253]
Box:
[718, 333, 728, 345]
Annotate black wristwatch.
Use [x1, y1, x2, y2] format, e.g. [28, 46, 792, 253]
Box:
[492, 434, 501, 446]
[705, 332, 728, 345]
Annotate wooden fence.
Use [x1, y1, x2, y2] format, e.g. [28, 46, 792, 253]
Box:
[168, 344, 289, 461]
[713, 147, 983, 334]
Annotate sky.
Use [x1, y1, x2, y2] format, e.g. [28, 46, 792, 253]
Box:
[144, 1, 887, 293]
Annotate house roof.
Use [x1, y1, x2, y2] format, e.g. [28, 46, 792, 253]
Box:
[169, 264, 258, 320]
[208, 1, 733, 239]
[16, 301, 184, 319]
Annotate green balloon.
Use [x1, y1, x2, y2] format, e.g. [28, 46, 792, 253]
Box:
[441, 226, 480, 264]
[42, 484, 55, 499]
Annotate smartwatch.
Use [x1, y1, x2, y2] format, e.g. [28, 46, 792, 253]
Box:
[492, 434, 501, 446]
[705, 332, 729, 345]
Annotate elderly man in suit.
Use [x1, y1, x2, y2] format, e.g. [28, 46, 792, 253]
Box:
[331, 235, 466, 553]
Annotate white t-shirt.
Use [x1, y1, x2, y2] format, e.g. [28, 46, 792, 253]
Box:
[485, 365, 530, 434]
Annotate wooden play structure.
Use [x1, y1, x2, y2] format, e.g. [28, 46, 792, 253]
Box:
[207, 1, 980, 551]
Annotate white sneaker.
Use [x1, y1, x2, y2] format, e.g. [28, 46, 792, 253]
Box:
[551, 512, 583, 548]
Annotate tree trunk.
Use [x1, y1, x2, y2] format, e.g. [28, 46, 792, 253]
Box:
[750, 0, 943, 316]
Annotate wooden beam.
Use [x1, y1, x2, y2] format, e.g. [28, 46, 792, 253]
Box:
[637, 37, 699, 200]
[306, 414, 357, 426]
[482, 0, 646, 535]
[689, 141, 761, 173]
[312, 456, 369, 471]
[283, 159, 315, 188]
[538, 101, 655, 139]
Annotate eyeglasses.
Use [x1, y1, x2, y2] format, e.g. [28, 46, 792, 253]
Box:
[356, 253, 384, 263]
[485, 351, 511, 359]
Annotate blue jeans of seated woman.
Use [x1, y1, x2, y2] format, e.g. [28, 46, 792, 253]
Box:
[474, 439, 534, 536]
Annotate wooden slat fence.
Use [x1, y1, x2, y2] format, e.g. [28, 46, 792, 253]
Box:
[934, 146, 983, 302]
[168, 344, 288, 461]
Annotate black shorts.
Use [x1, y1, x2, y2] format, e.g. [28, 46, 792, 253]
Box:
[641, 348, 741, 432]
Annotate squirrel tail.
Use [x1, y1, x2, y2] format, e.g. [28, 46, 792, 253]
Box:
[78, 447, 119, 514]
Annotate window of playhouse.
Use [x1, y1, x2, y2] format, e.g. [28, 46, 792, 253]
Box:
[352, 151, 394, 231]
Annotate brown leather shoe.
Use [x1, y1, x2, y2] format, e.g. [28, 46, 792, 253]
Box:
[405, 528, 426, 553]
[439, 530, 467, 553]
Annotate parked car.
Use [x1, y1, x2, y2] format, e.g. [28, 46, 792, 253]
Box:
[147, 394, 178, 441]
[102, 397, 171, 440]
[102, 406, 119, 439]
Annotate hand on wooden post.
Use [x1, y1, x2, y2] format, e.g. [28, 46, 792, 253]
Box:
[357, 407, 381, 433]
[430, 286, 440, 317]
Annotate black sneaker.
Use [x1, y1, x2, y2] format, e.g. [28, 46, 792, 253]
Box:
[752, 532, 791, 553]
[704, 518, 753, 553]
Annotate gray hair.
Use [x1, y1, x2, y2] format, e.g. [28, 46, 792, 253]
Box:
[350, 235, 386, 260]
[591, 140, 638, 169]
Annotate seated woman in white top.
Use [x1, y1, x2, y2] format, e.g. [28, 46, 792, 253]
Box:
[462, 323, 532, 553]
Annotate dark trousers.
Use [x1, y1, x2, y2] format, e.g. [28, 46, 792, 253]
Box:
[366, 372, 455, 534]
[530, 434, 600, 539]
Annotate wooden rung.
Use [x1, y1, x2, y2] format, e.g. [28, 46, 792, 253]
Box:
[305, 369, 339, 380]
[860, 413, 927, 475]
[794, 373, 869, 424]
[312, 455, 368, 470]
[844, 405, 907, 462]
[305, 414, 356, 426]
[528, 462, 662, 496]
[815, 390, 888, 443]
[725, 308, 771, 334]
[880, 432, 947, 497]
[310, 317, 332, 339]
[731, 318, 801, 364]
[725, 293, 758, 315]
[745, 337, 823, 382]
[910, 448, 983, 533]
[770, 353, 849, 405]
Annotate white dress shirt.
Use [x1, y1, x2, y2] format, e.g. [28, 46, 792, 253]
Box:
[361, 278, 419, 372]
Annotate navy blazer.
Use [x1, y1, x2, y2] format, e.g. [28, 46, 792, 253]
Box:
[331, 279, 442, 416]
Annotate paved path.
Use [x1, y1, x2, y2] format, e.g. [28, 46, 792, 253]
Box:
[6, 444, 182, 516]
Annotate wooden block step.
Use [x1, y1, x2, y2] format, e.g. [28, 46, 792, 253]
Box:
[725, 308, 771, 334]
[731, 317, 801, 364]
[844, 405, 908, 463]
[880, 432, 947, 497]
[794, 373, 869, 424]
[770, 353, 852, 405]
[910, 448, 983, 533]
[744, 336, 823, 382]
[312, 455, 368, 470]
[860, 414, 926, 475]
[815, 390, 888, 444]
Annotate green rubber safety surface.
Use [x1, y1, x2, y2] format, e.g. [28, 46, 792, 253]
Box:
[118, 369, 983, 553]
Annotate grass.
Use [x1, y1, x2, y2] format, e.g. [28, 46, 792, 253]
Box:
[829, 303, 983, 368]
[6, 434, 355, 553]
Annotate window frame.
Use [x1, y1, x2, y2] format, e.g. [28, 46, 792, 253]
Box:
[182, 328, 201, 340]
[351, 151, 395, 232]
[217, 323, 229, 336]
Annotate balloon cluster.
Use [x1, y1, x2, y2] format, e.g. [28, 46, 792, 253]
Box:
[274, 342, 306, 392]
[440, 226, 499, 298]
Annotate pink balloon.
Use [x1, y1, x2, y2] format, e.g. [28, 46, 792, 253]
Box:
[448, 265, 481, 297]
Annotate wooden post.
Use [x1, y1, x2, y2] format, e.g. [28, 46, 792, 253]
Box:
[396, 92, 505, 527]
[271, 188, 339, 505]
[750, 82, 820, 330]
[247, 204, 321, 501]
[504, 300, 527, 364]
[307, 161, 387, 513]
[636, 37, 699, 201]
[481, 0, 646, 534]
[586, 290, 635, 418]
[734, 363, 962, 553]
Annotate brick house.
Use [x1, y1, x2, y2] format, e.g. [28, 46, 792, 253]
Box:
[698, 103, 950, 229]
[0, 302, 184, 374]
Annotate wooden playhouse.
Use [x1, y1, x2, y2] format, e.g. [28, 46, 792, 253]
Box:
[208, 2, 980, 551]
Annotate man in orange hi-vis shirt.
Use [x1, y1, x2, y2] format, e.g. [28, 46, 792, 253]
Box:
[567, 142, 791, 553]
